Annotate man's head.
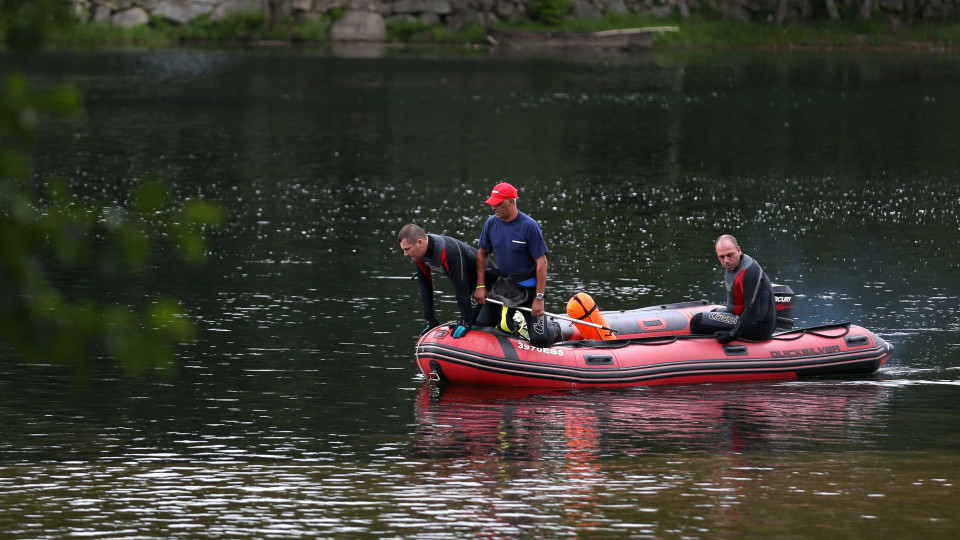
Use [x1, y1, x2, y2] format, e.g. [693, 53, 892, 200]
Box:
[485, 182, 519, 221]
[398, 224, 428, 261]
[715, 234, 742, 271]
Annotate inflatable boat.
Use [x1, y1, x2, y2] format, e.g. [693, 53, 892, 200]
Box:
[414, 288, 894, 388]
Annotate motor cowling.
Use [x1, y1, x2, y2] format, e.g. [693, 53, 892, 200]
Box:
[773, 284, 795, 330]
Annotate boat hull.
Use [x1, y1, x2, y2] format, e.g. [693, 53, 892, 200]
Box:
[487, 26, 679, 51]
[415, 318, 894, 388]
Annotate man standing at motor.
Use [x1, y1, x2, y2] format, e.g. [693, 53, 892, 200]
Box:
[398, 224, 495, 339]
[473, 182, 557, 347]
[690, 234, 777, 344]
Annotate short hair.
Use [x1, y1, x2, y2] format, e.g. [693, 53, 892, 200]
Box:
[398, 224, 427, 244]
[716, 234, 739, 247]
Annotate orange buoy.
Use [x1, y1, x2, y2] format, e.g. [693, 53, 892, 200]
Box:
[566, 292, 616, 340]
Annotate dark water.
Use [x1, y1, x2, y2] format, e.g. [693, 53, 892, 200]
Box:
[2, 47, 960, 537]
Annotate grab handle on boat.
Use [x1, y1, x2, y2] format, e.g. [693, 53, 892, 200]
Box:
[585, 355, 614, 365]
[723, 344, 749, 356]
[845, 334, 870, 346]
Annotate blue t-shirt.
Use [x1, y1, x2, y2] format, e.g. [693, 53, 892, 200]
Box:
[478, 211, 549, 276]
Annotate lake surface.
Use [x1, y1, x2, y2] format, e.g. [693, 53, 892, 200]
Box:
[2, 46, 960, 538]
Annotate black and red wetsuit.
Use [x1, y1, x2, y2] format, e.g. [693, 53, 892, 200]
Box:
[691, 253, 777, 341]
[413, 234, 496, 327]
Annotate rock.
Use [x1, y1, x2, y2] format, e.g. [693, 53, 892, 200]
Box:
[118, 0, 160, 9]
[651, 5, 674, 18]
[111, 7, 149, 27]
[495, 0, 514, 17]
[211, 0, 261, 21]
[604, 0, 628, 14]
[879, 0, 903, 11]
[153, 0, 215, 24]
[93, 3, 113, 22]
[72, 0, 93, 22]
[573, 0, 602, 18]
[393, 0, 452, 14]
[723, 2, 751, 21]
[292, 0, 313, 11]
[330, 10, 387, 41]
[317, 0, 349, 11]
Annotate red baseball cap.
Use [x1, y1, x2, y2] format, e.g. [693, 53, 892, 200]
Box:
[485, 182, 519, 205]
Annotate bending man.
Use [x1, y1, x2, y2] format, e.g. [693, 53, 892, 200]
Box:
[398, 224, 495, 338]
[690, 234, 777, 344]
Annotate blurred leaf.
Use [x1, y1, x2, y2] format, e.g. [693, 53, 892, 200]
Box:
[132, 179, 169, 214]
[175, 228, 206, 262]
[0, 148, 30, 178]
[149, 300, 196, 342]
[0, 16, 223, 378]
[1, 72, 28, 106]
[33, 85, 83, 115]
[117, 223, 152, 270]
[182, 199, 226, 226]
[2, 0, 71, 52]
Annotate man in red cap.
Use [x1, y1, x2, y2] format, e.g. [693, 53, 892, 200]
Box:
[474, 182, 557, 346]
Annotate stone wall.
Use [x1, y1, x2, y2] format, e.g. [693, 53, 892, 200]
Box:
[70, 0, 960, 33]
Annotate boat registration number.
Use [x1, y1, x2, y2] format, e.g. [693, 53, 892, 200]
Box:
[517, 342, 564, 356]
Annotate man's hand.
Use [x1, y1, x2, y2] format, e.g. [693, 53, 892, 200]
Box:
[531, 297, 545, 317]
[452, 324, 470, 338]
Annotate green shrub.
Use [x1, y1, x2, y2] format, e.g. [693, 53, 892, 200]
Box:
[432, 21, 488, 43]
[386, 19, 429, 42]
[211, 11, 267, 40]
[295, 19, 332, 41]
[527, 0, 573, 25]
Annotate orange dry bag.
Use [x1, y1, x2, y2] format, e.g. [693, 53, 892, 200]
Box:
[566, 292, 616, 340]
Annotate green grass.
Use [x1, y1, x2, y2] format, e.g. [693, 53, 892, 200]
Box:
[385, 20, 487, 43]
[18, 12, 960, 50]
[499, 13, 960, 49]
[656, 16, 960, 48]
[43, 12, 334, 47]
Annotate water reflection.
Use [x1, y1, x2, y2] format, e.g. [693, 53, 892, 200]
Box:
[413, 382, 893, 459]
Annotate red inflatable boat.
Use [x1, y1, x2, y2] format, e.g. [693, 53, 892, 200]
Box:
[414, 294, 894, 388]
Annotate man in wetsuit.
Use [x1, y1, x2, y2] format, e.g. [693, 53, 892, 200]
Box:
[690, 234, 777, 344]
[473, 182, 557, 347]
[398, 224, 494, 339]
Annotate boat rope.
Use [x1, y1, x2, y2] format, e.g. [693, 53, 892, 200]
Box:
[556, 322, 854, 349]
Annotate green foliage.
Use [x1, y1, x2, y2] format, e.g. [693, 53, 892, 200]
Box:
[294, 19, 332, 41]
[527, 0, 573, 26]
[386, 19, 430, 42]
[433, 21, 488, 43]
[1, 3, 225, 377]
[1, 0, 71, 51]
[208, 11, 267, 40]
[386, 19, 487, 43]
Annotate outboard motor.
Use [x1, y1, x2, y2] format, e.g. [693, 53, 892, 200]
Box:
[773, 284, 795, 330]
